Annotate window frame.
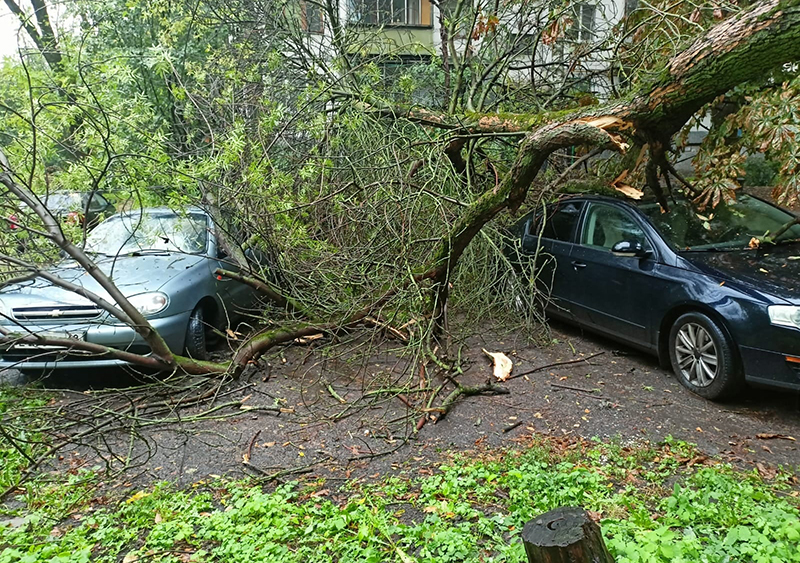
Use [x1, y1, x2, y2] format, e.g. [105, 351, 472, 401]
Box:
[301, 0, 325, 34]
[566, 3, 596, 42]
[349, 0, 431, 27]
[529, 200, 585, 243]
[578, 202, 654, 252]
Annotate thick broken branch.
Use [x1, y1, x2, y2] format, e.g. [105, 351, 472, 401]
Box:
[432, 381, 509, 423]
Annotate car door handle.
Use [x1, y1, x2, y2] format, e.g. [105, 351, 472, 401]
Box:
[571, 260, 587, 270]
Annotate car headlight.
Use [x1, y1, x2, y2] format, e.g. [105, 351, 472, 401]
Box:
[768, 305, 800, 330]
[127, 292, 169, 316]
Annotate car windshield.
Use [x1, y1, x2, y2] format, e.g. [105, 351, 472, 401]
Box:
[85, 211, 209, 255]
[43, 193, 83, 211]
[640, 195, 800, 251]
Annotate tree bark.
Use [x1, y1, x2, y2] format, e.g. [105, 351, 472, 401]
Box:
[522, 507, 614, 563]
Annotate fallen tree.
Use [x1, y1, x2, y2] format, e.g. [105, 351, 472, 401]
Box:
[2, 0, 800, 375]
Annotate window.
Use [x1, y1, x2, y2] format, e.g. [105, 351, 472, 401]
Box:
[566, 3, 596, 42]
[535, 201, 583, 242]
[85, 193, 109, 213]
[302, 1, 325, 34]
[580, 204, 649, 250]
[511, 33, 537, 56]
[350, 0, 431, 26]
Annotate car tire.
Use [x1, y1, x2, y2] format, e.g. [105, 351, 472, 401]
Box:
[668, 312, 742, 400]
[184, 306, 209, 361]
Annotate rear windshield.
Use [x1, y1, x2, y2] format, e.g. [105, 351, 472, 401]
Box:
[43, 193, 83, 210]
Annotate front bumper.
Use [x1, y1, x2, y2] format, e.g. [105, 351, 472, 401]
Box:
[739, 322, 800, 390]
[0, 311, 191, 371]
[740, 344, 800, 391]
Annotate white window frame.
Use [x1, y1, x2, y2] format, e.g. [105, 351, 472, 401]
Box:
[568, 3, 596, 42]
[351, 0, 423, 26]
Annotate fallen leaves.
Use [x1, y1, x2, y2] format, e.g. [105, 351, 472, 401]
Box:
[125, 491, 150, 504]
[756, 462, 778, 480]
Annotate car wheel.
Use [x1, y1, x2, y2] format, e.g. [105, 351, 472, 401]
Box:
[184, 306, 209, 361]
[668, 312, 742, 400]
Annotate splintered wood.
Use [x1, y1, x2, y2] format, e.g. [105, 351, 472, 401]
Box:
[483, 349, 513, 381]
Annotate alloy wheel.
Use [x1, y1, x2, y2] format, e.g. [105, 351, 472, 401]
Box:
[674, 322, 718, 388]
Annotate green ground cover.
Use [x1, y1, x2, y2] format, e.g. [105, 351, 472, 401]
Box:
[1, 388, 798, 563]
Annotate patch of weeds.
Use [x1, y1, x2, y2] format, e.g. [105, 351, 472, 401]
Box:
[605, 466, 800, 562]
[0, 387, 50, 492]
[0, 435, 798, 563]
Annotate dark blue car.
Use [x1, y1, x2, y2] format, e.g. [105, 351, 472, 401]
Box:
[508, 193, 800, 400]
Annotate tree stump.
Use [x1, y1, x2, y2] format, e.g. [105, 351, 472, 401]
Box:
[522, 507, 614, 563]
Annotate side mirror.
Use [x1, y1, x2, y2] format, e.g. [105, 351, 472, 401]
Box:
[611, 240, 651, 259]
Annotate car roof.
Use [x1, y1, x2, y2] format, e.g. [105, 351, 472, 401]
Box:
[551, 193, 643, 208]
[111, 206, 209, 217]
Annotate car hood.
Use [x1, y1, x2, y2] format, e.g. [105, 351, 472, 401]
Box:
[680, 242, 800, 303]
[0, 253, 208, 310]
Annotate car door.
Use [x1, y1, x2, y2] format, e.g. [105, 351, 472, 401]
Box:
[568, 201, 659, 346]
[519, 200, 585, 320]
[209, 224, 258, 318]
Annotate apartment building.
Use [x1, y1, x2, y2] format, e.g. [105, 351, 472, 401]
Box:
[301, 0, 635, 99]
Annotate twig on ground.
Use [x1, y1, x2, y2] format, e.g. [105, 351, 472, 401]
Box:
[348, 437, 409, 462]
[506, 351, 605, 381]
[243, 429, 262, 464]
[549, 383, 603, 394]
[433, 382, 510, 423]
[326, 384, 347, 404]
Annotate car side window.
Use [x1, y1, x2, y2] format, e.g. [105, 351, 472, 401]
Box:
[86, 193, 109, 212]
[580, 203, 651, 250]
[532, 201, 583, 242]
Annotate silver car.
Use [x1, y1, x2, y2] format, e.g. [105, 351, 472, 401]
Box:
[0, 207, 258, 370]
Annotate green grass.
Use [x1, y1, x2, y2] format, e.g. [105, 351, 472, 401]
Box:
[1, 432, 798, 563]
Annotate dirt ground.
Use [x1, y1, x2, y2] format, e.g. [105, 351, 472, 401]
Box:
[24, 319, 800, 489]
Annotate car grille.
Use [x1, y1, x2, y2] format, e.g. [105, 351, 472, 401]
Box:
[12, 305, 103, 321]
[1, 349, 97, 363]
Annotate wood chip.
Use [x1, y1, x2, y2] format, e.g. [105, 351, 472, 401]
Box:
[482, 349, 513, 381]
[614, 185, 644, 200]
